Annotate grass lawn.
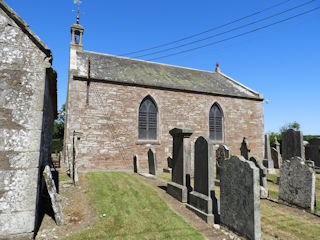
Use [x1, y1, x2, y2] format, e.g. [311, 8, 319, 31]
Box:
[63, 172, 204, 240]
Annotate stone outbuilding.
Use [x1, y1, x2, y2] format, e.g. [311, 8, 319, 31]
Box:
[0, 1, 57, 239]
[65, 21, 264, 171]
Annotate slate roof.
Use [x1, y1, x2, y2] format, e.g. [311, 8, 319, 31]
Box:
[75, 50, 263, 100]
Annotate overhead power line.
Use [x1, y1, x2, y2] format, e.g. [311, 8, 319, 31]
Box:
[134, 0, 315, 58]
[147, 5, 320, 61]
[121, 0, 291, 56]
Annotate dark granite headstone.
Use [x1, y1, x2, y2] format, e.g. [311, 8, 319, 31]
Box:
[167, 128, 193, 203]
[220, 156, 261, 240]
[216, 144, 230, 180]
[240, 137, 250, 160]
[282, 129, 304, 160]
[305, 138, 320, 167]
[133, 155, 139, 173]
[148, 149, 157, 176]
[271, 147, 281, 169]
[187, 137, 217, 224]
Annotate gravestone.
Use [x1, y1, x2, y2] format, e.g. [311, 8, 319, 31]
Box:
[249, 157, 268, 199]
[240, 137, 250, 160]
[263, 134, 275, 173]
[148, 149, 157, 176]
[279, 157, 315, 212]
[43, 165, 64, 226]
[133, 155, 139, 173]
[271, 147, 281, 169]
[305, 138, 320, 167]
[220, 156, 261, 240]
[72, 131, 83, 185]
[185, 139, 193, 178]
[167, 128, 193, 203]
[187, 137, 217, 224]
[216, 144, 230, 180]
[163, 157, 172, 173]
[282, 129, 304, 160]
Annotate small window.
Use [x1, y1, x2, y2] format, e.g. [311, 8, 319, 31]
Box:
[138, 96, 157, 140]
[209, 103, 224, 141]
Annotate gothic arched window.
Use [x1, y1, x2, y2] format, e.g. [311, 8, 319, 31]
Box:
[209, 103, 224, 141]
[138, 96, 158, 140]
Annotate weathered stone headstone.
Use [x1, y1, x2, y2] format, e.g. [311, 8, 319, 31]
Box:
[263, 134, 275, 173]
[220, 156, 261, 240]
[133, 155, 139, 173]
[282, 129, 304, 160]
[279, 157, 315, 212]
[43, 165, 64, 226]
[240, 137, 250, 160]
[271, 147, 281, 169]
[72, 131, 83, 185]
[148, 149, 157, 176]
[305, 138, 320, 167]
[216, 144, 230, 180]
[187, 137, 216, 224]
[249, 157, 268, 199]
[167, 128, 193, 203]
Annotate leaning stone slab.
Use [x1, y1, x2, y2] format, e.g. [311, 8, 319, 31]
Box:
[43, 165, 64, 226]
[279, 157, 315, 212]
[282, 129, 304, 160]
[187, 137, 216, 225]
[167, 128, 193, 203]
[148, 148, 157, 176]
[220, 156, 261, 240]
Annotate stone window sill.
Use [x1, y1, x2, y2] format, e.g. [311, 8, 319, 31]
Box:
[136, 140, 161, 145]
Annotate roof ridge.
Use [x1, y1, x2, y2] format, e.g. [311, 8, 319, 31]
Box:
[0, 0, 52, 58]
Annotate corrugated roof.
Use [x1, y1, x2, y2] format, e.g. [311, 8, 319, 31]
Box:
[75, 50, 262, 100]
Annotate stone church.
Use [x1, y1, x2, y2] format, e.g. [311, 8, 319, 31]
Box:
[65, 21, 264, 171]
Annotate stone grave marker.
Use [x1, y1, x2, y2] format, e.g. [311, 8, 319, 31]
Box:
[133, 155, 139, 173]
[148, 149, 157, 176]
[167, 128, 193, 203]
[216, 144, 230, 180]
[220, 156, 261, 240]
[279, 157, 315, 212]
[163, 156, 173, 173]
[249, 157, 268, 199]
[263, 134, 275, 174]
[282, 129, 304, 160]
[271, 147, 281, 169]
[240, 137, 250, 160]
[187, 136, 217, 224]
[43, 165, 64, 226]
[305, 138, 320, 167]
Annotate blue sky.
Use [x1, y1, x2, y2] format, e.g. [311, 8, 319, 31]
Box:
[4, 0, 320, 135]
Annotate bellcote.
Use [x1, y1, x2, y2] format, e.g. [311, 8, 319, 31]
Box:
[70, 22, 84, 50]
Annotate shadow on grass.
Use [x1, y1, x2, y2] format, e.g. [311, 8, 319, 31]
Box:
[158, 185, 167, 191]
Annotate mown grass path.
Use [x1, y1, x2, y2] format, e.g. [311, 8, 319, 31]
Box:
[63, 172, 204, 240]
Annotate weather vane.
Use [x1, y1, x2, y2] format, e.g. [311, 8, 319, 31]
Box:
[73, 0, 82, 24]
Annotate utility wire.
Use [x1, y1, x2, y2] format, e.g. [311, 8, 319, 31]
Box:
[147, 5, 320, 61]
[121, 0, 291, 56]
[134, 0, 315, 58]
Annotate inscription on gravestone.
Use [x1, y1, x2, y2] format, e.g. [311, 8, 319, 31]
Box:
[187, 137, 217, 224]
[282, 129, 304, 160]
[220, 156, 261, 240]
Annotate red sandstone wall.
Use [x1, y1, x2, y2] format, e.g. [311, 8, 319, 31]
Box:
[65, 79, 264, 171]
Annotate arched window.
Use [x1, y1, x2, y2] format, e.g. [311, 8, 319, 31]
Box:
[139, 96, 158, 140]
[209, 103, 224, 141]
